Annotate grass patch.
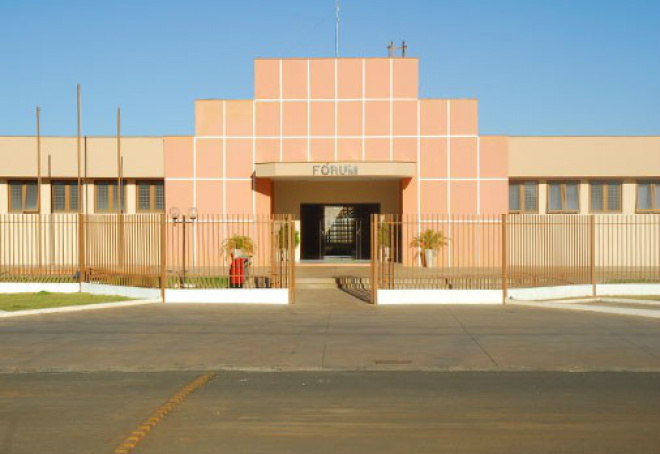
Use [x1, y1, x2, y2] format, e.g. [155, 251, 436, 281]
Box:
[0, 291, 132, 312]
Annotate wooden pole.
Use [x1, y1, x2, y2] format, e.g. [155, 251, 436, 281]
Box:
[501, 213, 508, 305]
[371, 214, 378, 304]
[77, 84, 82, 213]
[77, 85, 84, 284]
[116, 108, 125, 274]
[590, 214, 596, 296]
[36, 106, 43, 270]
[36, 106, 42, 214]
[116, 107, 122, 213]
[160, 213, 166, 302]
[289, 214, 296, 304]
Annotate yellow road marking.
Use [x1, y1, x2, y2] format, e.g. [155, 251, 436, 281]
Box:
[113, 372, 216, 454]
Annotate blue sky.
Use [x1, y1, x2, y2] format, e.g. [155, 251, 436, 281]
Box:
[1, 0, 659, 136]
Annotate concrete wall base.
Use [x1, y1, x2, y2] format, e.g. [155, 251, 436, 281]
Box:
[81, 283, 162, 300]
[164, 288, 289, 304]
[377, 289, 502, 304]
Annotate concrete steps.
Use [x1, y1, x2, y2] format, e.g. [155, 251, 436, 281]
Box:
[296, 278, 339, 290]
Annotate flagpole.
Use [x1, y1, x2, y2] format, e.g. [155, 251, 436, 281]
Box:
[36, 105, 43, 269]
[36, 106, 42, 213]
[77, 84, 82, 213]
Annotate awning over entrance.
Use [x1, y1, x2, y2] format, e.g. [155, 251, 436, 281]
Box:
[255, 162, 416, 180]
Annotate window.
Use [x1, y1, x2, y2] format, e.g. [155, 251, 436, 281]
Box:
[548, 181, 580, 213]
[509, 181, 538, 213]
[95, 180, 125, 213]
[590, 181, 621, 213]
[637, 180, 660, 213]
[51, 181, 79, 212]
[136, 181, 164, 212]
[9, 180, 38, 213]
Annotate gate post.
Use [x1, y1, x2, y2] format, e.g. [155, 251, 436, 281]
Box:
[590, 214, 596, 297]
[288, 214, 296, 304]
[371, 214, 378, 304]
[160, 213, 166, 302]
[501, 213, 508, 305]
[78, 213, 85, 285]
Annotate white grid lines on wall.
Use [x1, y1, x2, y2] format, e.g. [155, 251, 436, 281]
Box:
[196, 134, 478, 139]
[190, 103, 256, 218]
[389, 58, 393, 161]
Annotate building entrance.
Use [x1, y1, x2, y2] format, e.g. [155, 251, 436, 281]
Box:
[300, 204, 379, 261]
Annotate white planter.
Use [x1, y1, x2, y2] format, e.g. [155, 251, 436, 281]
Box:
[423, 249, 435, 268]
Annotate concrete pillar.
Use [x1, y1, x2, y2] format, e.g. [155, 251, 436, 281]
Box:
[0, 180, 7, 214]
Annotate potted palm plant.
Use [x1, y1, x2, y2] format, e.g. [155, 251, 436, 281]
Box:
[379, 223, 392, 261]
[277, 224, 300, 259]
[409, 229, 448, 268]
[223, 235, 254, 259]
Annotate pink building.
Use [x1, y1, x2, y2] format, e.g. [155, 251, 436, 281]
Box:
[3, 55, 657, 262]
[164, 57, 507, 260]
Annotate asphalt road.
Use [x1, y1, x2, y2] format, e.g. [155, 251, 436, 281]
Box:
[1, 289, 659, 373]
[1, 371, 658, 454]
[1, 290, 660, 453]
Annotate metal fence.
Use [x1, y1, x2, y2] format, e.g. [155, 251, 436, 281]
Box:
[84, 214, 163, 289]
[0, 213, 296, 301]
[165, 214, 295, 301]
[2, 213, 658, 304]
[373, 214, 660, 303]
[372, 214, 503, 291]
[0, 214, 80, 283]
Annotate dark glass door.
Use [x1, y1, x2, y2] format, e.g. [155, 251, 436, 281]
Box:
[300, 203, 379, 260]
[322, 205, 357, 258]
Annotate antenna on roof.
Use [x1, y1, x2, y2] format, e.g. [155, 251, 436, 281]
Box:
[387, 41, 407, 58]
[335, 0, 340, 57]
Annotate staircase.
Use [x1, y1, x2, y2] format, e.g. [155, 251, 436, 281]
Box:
[296, 277, 339, 290]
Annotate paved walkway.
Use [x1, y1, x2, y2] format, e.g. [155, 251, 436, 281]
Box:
[0, 288, 658, 372]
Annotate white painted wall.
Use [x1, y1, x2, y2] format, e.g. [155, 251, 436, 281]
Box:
[81, 282, 161, 300]
[378, 289, 502, 304]
[165, 288, 289, 304]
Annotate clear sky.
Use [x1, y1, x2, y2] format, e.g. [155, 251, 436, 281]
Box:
[1, 0, 659, 137]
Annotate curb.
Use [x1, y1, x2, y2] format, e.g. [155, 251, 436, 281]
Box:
[0, 299, 160, 319]
[509, 299, 660, 319]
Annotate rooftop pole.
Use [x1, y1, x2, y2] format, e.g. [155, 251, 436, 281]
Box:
[335, 0, 340, 57]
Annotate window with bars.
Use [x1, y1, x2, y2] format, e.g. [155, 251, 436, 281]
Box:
[95, 180, 125, 213]
[548, 181, 580, 213]
[136, 181, 164, 212]
[637, 180, 660, 213]
[51, 181, 79, 212]
[9, 180, 38, 213]
[590, 181, 621, 213]
[509, 181, 538, 213]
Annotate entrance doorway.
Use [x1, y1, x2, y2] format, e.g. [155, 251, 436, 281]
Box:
[300, 204, 379, 261]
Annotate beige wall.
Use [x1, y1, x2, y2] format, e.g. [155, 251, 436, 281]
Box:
[0, 136, 164, 178]
[509, 137, 660, 178]
[273, 180, 401, 218]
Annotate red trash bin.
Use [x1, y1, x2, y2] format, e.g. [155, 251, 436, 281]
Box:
[229, 257, 248, 288]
